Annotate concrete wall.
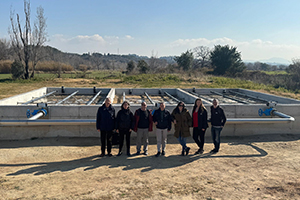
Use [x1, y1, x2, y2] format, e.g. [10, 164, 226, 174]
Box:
[0, 87, 47, 105]
[0, 103, 299, 140]
[0, 87, 299, 140]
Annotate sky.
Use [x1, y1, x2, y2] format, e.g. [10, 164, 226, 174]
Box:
[1, 0, 300, 63]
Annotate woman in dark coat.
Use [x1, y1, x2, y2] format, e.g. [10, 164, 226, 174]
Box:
[192, 98, 208, 154]
[116, 101, 135, 156]
[171, 102, 192, 156]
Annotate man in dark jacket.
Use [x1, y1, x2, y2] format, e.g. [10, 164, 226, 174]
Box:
[209, 98, 226, 154]
[134, 102, 153, 155]
[96, 98, 116, 157]
[153, 102, 172, 157]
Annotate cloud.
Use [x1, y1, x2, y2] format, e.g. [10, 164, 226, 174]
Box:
[168, 37, 300, 61]
[48, 34, 134, 54]
[125, 35, 134, 40]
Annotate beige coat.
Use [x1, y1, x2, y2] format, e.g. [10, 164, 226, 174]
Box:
[171, 108, 192, 138]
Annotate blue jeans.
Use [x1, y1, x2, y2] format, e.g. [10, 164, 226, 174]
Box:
[211, 126, 222, 152]
[177, 136, 187, 151]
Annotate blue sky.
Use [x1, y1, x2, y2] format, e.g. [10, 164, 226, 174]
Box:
[1, 0, 300, 62]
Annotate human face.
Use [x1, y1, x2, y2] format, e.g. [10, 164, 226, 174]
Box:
[196, 99, 202, 107]
[178, 103, 184, 111]
[105, 98, 111, 107]
[213, 99, 218, 108]
[141, 102, 147, 110]
[159, 103, 165, 111]
[123, 102, 129, 109]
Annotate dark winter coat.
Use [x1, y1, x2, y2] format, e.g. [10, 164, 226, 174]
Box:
[133, 108, 153, 132]
[116, 107, 135, 131]
[152, 109, 172, 131]
[192, 108, 209, 130]
[96, 104, 116, 131]
[210, 106, 226, 127]
[171, 108, 192, 138]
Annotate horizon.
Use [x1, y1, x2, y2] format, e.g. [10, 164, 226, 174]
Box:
[1, 0, 300, 63]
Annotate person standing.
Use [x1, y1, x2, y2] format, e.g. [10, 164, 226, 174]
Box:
[171, 102, 192, 156]
[116, 101, 135, 156]
[96, 98, 116, 157]
[210, 98, 226, 154]
[133, 102, 153, 155]
[153, 102, 172, 157]
[192, 98, 208, 154]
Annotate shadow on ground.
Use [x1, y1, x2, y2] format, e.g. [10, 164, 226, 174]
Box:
[0, 133, 299, 176]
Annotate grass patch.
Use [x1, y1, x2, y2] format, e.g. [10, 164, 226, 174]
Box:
[122, 73, 182, 87]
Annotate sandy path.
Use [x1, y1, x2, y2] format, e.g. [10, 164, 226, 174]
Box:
[0, 134, 299, 200]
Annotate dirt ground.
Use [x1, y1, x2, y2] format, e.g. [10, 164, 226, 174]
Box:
[0, 133, 299, 200]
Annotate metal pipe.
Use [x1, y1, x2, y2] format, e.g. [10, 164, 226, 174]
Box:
[22, 91, 57, 105]
[144, 92, 155, 105]
[210, 91, 249, 104]
[164, 91, 181, 103]
[226, 118, 293, 124]
[229, 90, 269, 103]
[0, 110, 295, 126]
[272, 110, 295, 122]
[188, 91, 212, 104]
[28, 108, 48, 120]
[86, 91, 102, 105]
[0, 119, 95, 126]
[123, 92, 126, 102]
[55, 90, 79, 105]
[28, 112, 44, 120]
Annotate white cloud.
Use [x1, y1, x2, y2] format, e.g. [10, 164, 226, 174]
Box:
[48, 34, 134, 54]
[168, 37, 300, 61]
[125, 35, 134, 40]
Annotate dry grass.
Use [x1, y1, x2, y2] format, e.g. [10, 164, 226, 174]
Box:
[1, 73, 300, 101]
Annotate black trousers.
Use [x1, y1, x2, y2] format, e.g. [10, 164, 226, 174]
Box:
[193, 127, 206, 150]
[100, 130, 113, 154]
[119, 129, 131, 153]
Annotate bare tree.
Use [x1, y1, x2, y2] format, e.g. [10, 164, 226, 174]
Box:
[9, 0, 47, 79]
[192, 46, 210, 68]
[149, 50, 159, 72]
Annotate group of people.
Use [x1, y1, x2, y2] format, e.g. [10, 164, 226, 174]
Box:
[96, 97, 226, 157]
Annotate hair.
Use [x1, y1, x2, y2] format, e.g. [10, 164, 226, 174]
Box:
[192, 98, 206, 113]
[121, 101, 130, 109]
[174, 101, 185, 114]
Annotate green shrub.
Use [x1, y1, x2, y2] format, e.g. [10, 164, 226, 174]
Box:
[11, 60, 24, 79]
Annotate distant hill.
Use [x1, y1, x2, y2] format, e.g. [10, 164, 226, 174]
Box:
[244, 57, 291, 66]
[35, 46, 176, 70]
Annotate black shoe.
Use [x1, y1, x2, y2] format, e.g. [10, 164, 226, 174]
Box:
[162, 151, 165, 156]
[143, 151, 148, 155]
[100, 153, 105, 157]
[127, 152, 131, 157]
[136, 151, 141, 155]
[181, 151, 185, 156]
[210, 149, 218, 154]
[155, 152, 161, 157]
[107, 153, 113, 157]
[185, 147, 190, 156]
[117, 152, 122, 156]
[199, 149, 204, 154]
